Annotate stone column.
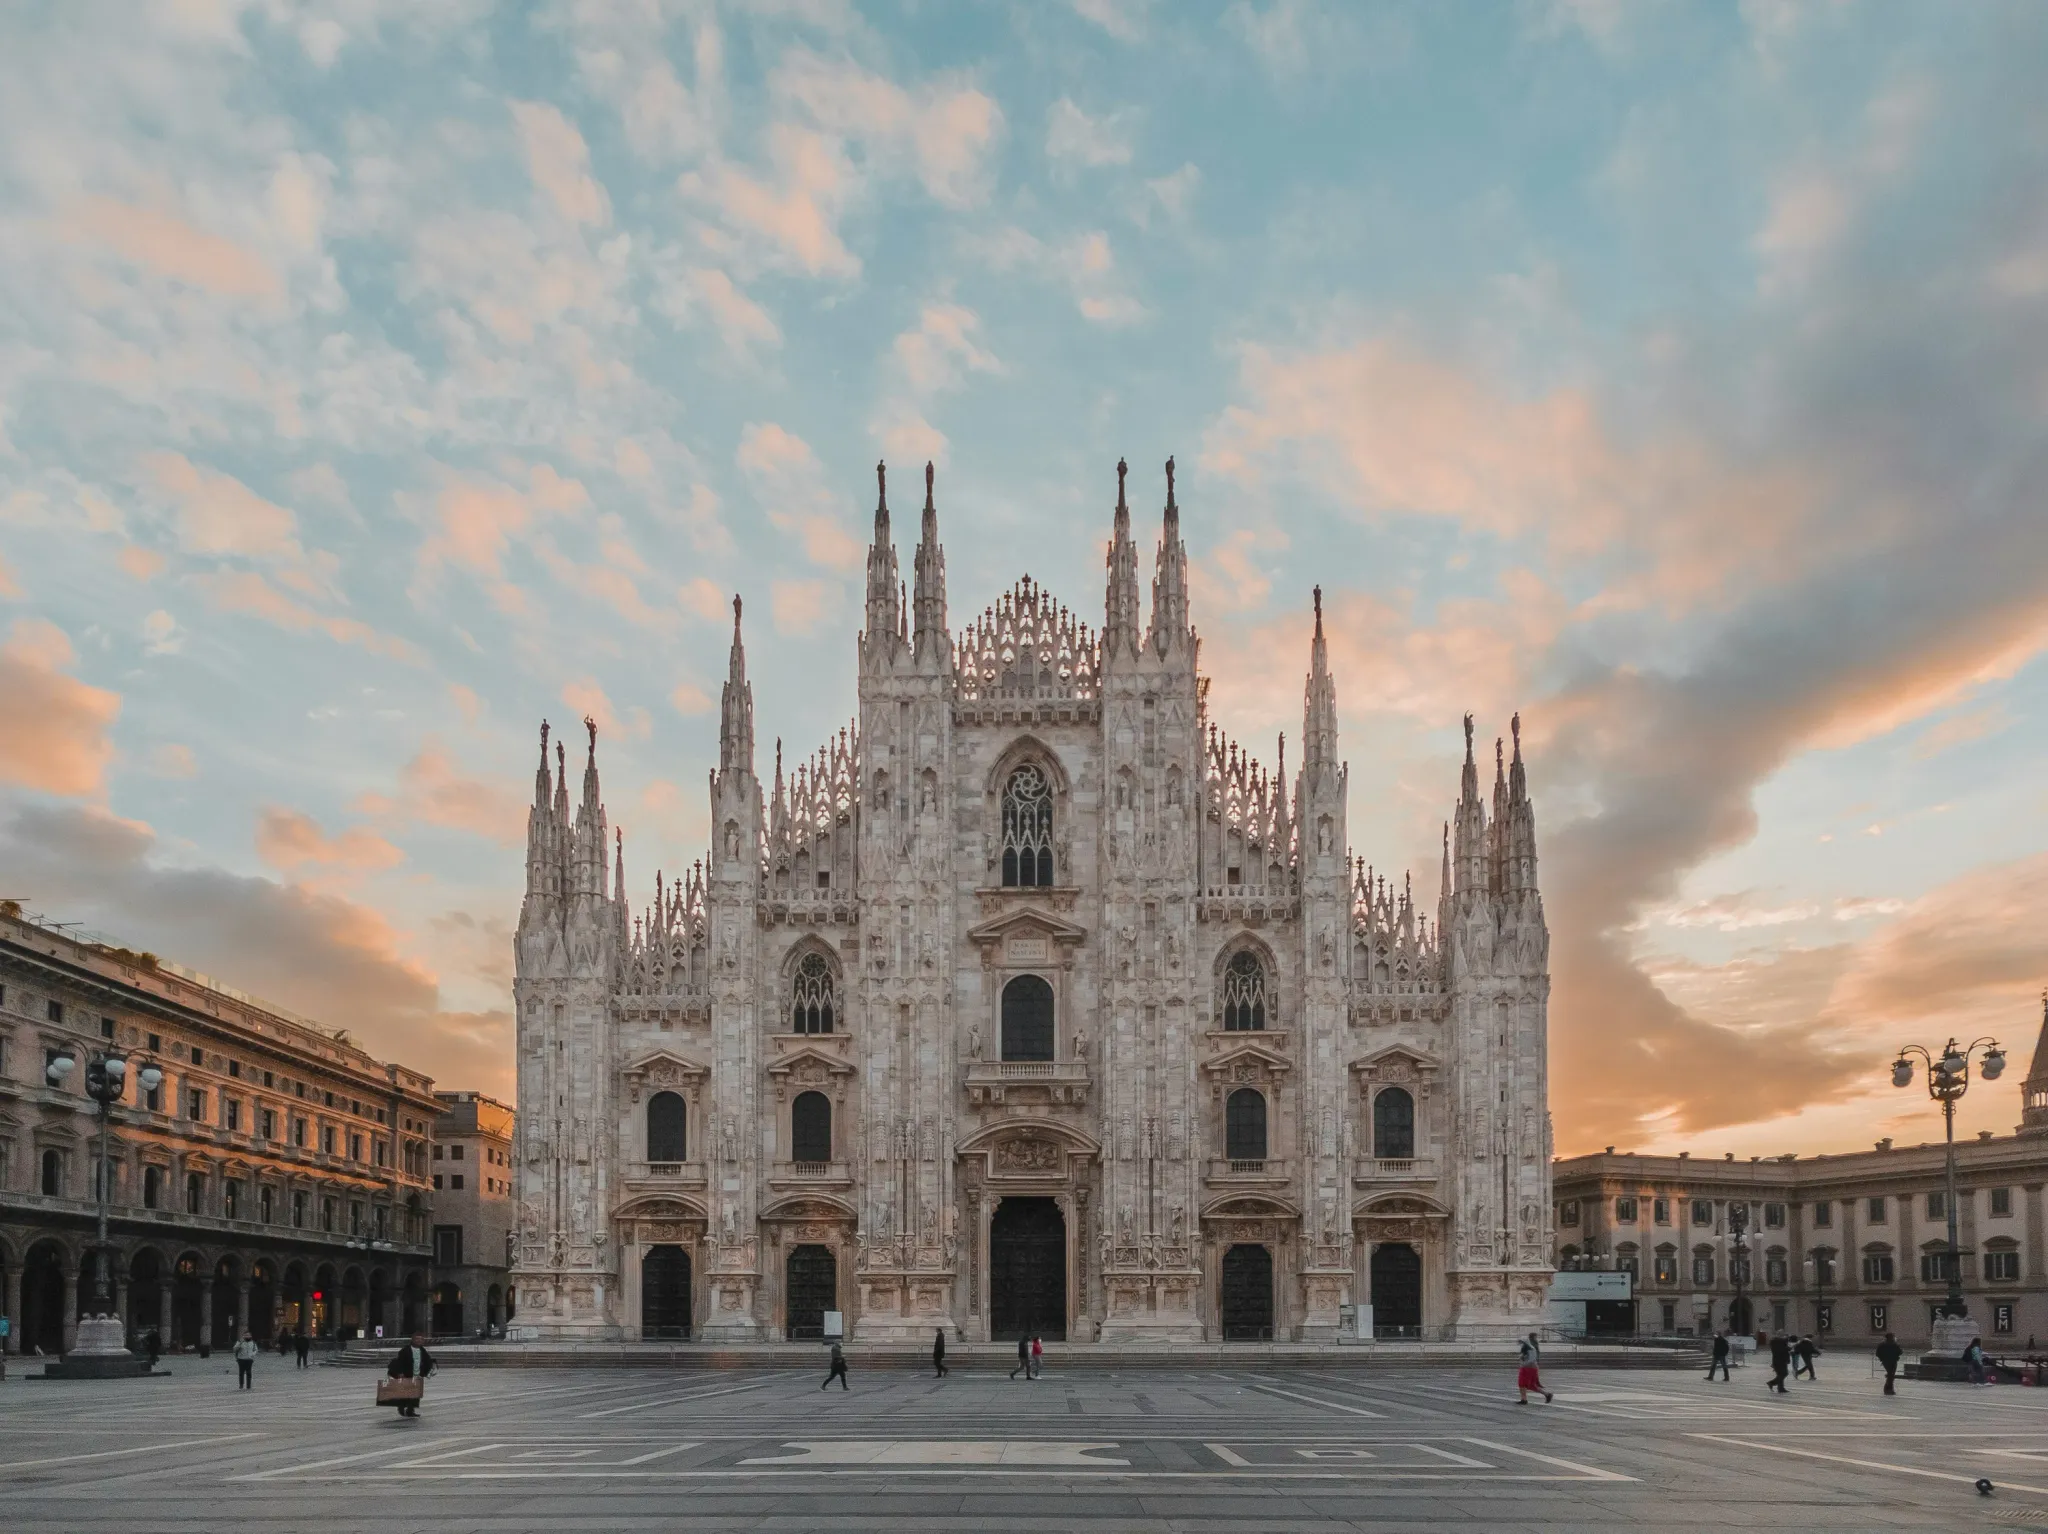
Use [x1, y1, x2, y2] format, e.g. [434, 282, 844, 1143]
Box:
[61, 1265, 80, 1353]
[236, 1279, 252, 1338]
[158, 1280, 173, 1343]
[115, 1277, 130, 1341]
[197, 1277, 214, 1351]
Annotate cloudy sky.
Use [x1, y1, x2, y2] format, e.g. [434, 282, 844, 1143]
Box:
[3, 0, 2045, 1157]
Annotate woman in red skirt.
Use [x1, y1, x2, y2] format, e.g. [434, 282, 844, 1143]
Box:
[1516, 1332, 1553, 1404]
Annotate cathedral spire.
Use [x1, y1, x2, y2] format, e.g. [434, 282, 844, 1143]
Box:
[2023, 991, 2048, 1135]
[1104, 457, 1141, 658]
[1303, 585, 1339, 773]
[865, 459, 902, 649]
[912, 459, 949, 663]
[523, 719, 557, 908]
[719, 594, 755, 778]
[1147, 455, 1191, 653]
[1453, 713, 1488, 896]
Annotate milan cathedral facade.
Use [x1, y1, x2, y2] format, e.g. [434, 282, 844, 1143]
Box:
[511, 460, 1552, 1345]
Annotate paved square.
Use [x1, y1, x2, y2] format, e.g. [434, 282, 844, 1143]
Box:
[4, 1357, 2047, 1529]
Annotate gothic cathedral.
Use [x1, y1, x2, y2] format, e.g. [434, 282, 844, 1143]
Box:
[512, 459, 1553, 1344]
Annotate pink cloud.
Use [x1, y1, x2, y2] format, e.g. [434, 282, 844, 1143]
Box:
[256, 806, 406, 873]
[68, 197, 281, 300]
[355, 740, 527, 847]
[146, 452, 305, 563]
[512, 100, 612, 227]
[193, 570, 419, 662]
[0, 618, 121, 796]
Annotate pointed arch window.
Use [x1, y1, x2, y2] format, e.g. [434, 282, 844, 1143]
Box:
[791, 952, 835, 1034]
[1222, 951, 1268, 1031]
[1000, 765, 1054, 887]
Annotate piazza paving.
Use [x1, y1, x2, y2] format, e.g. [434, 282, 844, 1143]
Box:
[3, 1353, 2045, 1530]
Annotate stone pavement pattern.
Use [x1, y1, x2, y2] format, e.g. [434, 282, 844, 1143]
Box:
[3, 1358, 2045, 1530]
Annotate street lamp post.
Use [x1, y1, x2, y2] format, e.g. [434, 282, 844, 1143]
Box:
[1727, 1202, 1750, 1334]
[1804, 1248, 1831, 1336]
[1891, 1036, 2005, 1358]
[43, 1045, 163, 1375]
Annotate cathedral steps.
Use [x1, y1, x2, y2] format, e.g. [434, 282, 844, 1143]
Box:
[329, 1339, 1705, 1371]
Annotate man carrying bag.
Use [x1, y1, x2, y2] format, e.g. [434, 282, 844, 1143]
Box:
[380, 1331, 436, 1418]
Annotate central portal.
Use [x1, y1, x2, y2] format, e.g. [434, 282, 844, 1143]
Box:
[989, 1196, 1067, 1341]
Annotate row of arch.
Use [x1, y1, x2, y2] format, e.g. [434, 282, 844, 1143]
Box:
[0, 1238, 463, 1356]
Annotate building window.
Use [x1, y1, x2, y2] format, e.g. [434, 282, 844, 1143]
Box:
[322, 1126, 336, 1155]
[1863, 1252, 1895, 1284]
[1986, 1249, 2021, 1282]
[1654, 1253, 1678, 1286]
[1614, 1196, 1638, 1224]
[789, 951, 836, 1034]
[292, 1190, 306, 1228]
[100, 1016, 115, 1038]
[1558, 1200, 1581, 1227]
[144, 1078, 161, 1112]
[1992, 1187, 2014, 1217]
[186, 1172, 204, 1214]
[226, 1100, 241, 1133]
[1692, 1254, 1715, 1286]
[450, 1144, 463, 1160]
[647, 1091, 687, 1163]
[143, 1165, 162, 1209]
[375, 1205, 389, 1238]
[1926, 1191, 1946, 1219]
[1692, 1200, 1714, 1227]
[1919, 1251, 1957, 1283]
[46, 999, 63, 1024]
[1225, 1088, 1268, 1163]
[1660, 1301, 1677, 1332]
[292, 1118, 306, 1148]
[1373, 1087, 1415, 1159]
[259, 1186, 272, 1223]
[433, 1174, 442, 1190]
[434, 1225, 463, 1266]
[1870, 1304, 1887, 1333]
[349, 1201, 362, 1234]
[1867, 1197, 1887, 1223]
[41, 1148, 63, 1196]
[791, 1091, 832, 1164]
[187, 1089, 206, 1121]
[1221, 951, 1268, 1031]
[1653, 1197, 1670, 1225]
[1617, 1248, 1639, 1279]
[433, 1143, 443, 1160]
[224, 1180, 241, 1219]
[260, 1108, 276, 1140]
[448, 1175, 464, 1191]
[350, 1132, 363, 1161]
[999, 764, 1055, 887]
[1000, 974, 1056, 1062]
[1812, 1200, 1832, 1227]
[321, 1197, 335, 1232]
[1765, 1255, 1788, 1287]
[191, 1047, 204, 1067]
[1763, 1202, 1785, 1229]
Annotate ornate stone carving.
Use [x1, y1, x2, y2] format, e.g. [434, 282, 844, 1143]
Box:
[995, 1137, 1060, 1173]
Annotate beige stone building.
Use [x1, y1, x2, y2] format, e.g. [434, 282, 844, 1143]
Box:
[0, 905, 439, 1355]
[429, 1090, 515, 1336]
[1553, 1002, 2048, 1347]
[513, 462, 1554, 1345]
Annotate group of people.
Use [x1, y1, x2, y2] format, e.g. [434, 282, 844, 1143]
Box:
[1705, 1328, 1822, 1391]
[819, 1329, 1047, 1390]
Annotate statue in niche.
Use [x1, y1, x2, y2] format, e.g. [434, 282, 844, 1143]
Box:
[1164, 931, 1180, 971]
[967, 1026, 981, 1060]
[1073, 1029, 1088, 1060]
[1170, 1203, 1185, 1244]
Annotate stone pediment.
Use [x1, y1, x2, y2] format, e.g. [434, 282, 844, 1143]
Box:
[955, 1118, 1102, 1158]
[765, 1042, 857, 1101]
[965, 905, 1088, 954]
[1354, 1191, 1449, 1218]
[622, 1050, 709, 1104]
[1200, 1038, 1294, 1079]
[614, 1193, 708, 1223]
[760, 1194, 858, 1223]
[1348, 1045, 1441, 1085]
[1201, 1192, 1301, 1221]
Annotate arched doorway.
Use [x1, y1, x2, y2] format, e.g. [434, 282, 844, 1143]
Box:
[1370, 1243, 1422, 1338]
[130, 1249, 165, 1344]
[431, 1282, 464, 1336]
[643, 1246, 692, 1339]
[1727, 1295, 1754, 1334]
[172, 1253, 205, 1348]
[401, 1270, 425, 1335]
[990, 1197, 1066, 1341]
[340, 1266, 367, 1337]
[367, 1269, 391, 1339]
[784, 1245, 835, 1340]
[1219, 1244, 1274, 1341]
[212, 1257, 240, 1344]
[311, 1264, 337, 1336]
[281, 1262, 307, 1335]
[248, 1261, 276, 1342]
[21, 1242, 67, 1355]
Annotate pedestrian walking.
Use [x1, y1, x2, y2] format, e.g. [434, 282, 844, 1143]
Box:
[1794, 1334, 1819, 1381]
[1010, 1336, 1030, 1380]
[1766, 1333, 1791, 1394]
[932, 1328, 947, 1378]
[0, 1311, 10, 1380]
[294, 1329, 311, 1368]
[1030, 1335, 1044, 1380]
[1966, 1336, 1989, 1386]
[384, 1332, 436, 1417]
[1705, 1329, 1731, 1382]
[1876, 1332, 1903, 1395]
[145, 1328, 162, 1371]
[275, 1330, 290, 1358]
[233, 1330, 258, 1390]
[821, 1340, 849, 1390]
[1515, 1333, 1552, 1404]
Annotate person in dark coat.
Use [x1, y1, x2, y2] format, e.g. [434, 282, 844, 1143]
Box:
[144, 1328, 162, 1370]
[1706, 1329, 1731, 1382]
[1966, 1336, 1988, 1385]
[385, 1332, 436, 1417]
[1766, 1333, 1792, 1393]
[1876, 1332, 1903, 1394]
[1010, 1336, 1030, 1380]
[821, 1340, 849, 1390]
[294, 1329, 311, 1368]
[1794, 1335, 1819, 1380]
[932, 1328, 947, 1378]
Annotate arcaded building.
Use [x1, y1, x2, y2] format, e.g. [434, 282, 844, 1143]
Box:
[512, 461, 1554, 1344]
